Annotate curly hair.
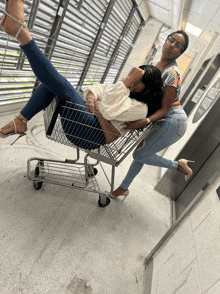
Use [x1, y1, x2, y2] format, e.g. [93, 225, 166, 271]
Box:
[129, 65, 164, 117]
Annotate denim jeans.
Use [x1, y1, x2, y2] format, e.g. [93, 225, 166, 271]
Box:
[20, 39, 104, 149]
[120, 107, 188, 190]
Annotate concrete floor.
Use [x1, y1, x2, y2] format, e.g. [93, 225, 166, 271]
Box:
[0, 110, 171, 294]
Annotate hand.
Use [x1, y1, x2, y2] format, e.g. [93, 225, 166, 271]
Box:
[85, 100, 101, 115]
[85, 102, 95, 114]
[86, 91, 96, 102]
[122, 120, 143, 132]
[122, 119, 149, 132]
[94, 100, 101, 111]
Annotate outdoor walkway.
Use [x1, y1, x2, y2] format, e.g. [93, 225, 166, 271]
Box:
[0, 110, 171, 294]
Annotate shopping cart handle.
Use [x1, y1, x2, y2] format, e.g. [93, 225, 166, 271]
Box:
[46, 97, 66, 136]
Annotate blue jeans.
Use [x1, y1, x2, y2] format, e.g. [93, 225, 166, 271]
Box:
[120, 107, 188, 190]
[20, 39, 104, 150]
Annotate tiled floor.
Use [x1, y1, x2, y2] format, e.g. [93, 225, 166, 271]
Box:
[0, 110, 171, 294]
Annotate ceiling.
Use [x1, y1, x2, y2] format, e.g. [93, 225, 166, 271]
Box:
[143, 0, 220, 56]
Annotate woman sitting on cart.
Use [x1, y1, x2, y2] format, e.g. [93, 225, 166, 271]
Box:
[0, 0, 163, 150]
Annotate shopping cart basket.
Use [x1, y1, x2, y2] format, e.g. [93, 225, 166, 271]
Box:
[27, 97, 154, 207]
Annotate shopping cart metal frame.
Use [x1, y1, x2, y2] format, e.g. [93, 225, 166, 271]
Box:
[27, 97, 154, 207]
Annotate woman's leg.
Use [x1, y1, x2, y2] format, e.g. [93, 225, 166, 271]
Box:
[20, 39, 84, 105]
[0, 85, 54, 135]
[119, 109, 188, 190]
[2, 0, 83, 123]
[1, 1, 104, 148]
[133, 112, 187, 167]
[20, 37, 104, 148]
[120, 160, 144, 190]
[20, 85, 55, 120]
[4, 1, 83, 104]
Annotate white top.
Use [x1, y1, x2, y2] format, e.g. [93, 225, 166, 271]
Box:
[83, 81, 148, 134]
[83, 81, 148, 121]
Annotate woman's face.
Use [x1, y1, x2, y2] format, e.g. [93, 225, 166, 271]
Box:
[130, 80, 145, 93]
[162, 33, 185, 60]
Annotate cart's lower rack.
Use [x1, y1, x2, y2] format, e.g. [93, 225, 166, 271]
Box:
[27, 157, 101, 192]
[27, 157, 111, 207]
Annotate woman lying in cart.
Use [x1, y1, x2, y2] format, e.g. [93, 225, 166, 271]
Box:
[0, 0, 164, 150]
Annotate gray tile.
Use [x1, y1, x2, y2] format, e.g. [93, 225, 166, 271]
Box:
[174, 218, 196, 278]
[196, 235, 220, 293]
[156, 256, 175, 294]
[174, 261, 201, 294]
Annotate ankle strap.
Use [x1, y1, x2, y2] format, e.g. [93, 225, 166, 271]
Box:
[15, 116, 27, 123]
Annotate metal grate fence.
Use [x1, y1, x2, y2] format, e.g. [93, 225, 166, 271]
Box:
[0, 0, 145, 107]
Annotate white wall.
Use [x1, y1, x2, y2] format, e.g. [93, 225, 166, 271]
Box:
[202, 33, 220, 60]
[150, 174, 220, 294]
[181, 32, 219, 104]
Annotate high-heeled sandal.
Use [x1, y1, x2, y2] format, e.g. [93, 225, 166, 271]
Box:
[108, 189, 129, 202]
[177, 159, 195, 181]
[0, 0, 28, 39]
[0, 116, 27, 145]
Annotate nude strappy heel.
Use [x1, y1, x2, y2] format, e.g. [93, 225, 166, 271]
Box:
[0, 116, 27, 145]
[108, 189, 129, 202]
[0, 0, 28, 39]
[177, 159, 195, 181]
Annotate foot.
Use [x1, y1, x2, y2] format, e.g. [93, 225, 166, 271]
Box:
[177, 159, 194, 181]
[3, 0, 31, 44]
[3, 0, 24, 35]
[0, 116, 27, 135]
[110, 187, 129, 199]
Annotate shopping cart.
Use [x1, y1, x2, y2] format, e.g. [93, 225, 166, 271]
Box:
[27, 97, 154, 207]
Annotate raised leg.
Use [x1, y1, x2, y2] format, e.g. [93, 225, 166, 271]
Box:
[117, 112, 188, 190]
[1, 0, 105, 149]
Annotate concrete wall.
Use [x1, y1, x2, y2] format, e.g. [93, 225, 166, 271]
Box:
[137, 0, 149, 19]
[118, 17, 163, 81]
[150, 174, 220, 294]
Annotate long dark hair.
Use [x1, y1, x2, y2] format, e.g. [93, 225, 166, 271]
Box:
[129, 65, 164, 117]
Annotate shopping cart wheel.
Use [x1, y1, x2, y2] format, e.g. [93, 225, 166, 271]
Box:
[33, 181, 43, 190]
[33, 166, 43, 190]
[98, 194, 111, 207]
[87, 167, 98, 177]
